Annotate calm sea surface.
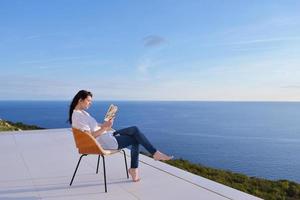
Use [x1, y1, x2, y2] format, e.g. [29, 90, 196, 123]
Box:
[1, 101, 299, 183]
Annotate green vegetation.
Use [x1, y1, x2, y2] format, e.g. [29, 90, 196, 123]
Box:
[0, 119, 44, 131]
[164, 159, 300, 200]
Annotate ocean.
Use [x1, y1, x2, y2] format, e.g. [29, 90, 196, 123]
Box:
[1, 100, 299, 183]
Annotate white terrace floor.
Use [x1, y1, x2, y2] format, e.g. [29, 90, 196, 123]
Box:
[0, 129, 262, 200]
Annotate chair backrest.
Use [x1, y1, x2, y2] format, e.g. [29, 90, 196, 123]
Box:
[72, 128, 111, 155]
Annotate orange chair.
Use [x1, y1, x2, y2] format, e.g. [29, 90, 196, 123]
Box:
[69, 128, 129, 192]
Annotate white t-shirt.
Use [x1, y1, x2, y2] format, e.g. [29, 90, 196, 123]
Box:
[71, 110, 118, 150]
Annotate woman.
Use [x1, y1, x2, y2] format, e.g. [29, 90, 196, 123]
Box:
[68, 90, 173, 182]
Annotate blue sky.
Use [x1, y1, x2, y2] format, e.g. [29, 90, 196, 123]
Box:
[1, 0, 300, 101]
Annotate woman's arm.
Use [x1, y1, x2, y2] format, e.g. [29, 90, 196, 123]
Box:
[91, 127, 107, 138]
[91, 119, 114, 138]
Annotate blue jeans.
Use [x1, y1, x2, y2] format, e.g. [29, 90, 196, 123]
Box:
[113, 126, 157, 168]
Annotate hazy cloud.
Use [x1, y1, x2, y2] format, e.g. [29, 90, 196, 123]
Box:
[282, 85, 300, 89]
[221, 36, 300, 46]
[137, 58, 151, 74]
[25, 35, 41, 40]
[143, 35, 167, 47]
[19, 55, 96, 65]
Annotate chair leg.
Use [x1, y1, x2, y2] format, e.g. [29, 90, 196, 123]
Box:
[102, 155, 107, 193]
[96, 155, 100, 174]
[70, 154, 87, 186]
[122, 150, 129, 178]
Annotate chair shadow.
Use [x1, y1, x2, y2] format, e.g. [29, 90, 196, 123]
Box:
[0, 178, 132, 197]
[0, 197, 39, 200]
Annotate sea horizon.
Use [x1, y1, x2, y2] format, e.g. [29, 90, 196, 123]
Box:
[1, 100, 300, 102]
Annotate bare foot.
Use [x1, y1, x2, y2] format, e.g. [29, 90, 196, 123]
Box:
[128, 168, 141, 182]
[153, 151, 173, 161]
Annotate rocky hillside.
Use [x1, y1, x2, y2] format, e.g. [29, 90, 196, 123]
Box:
[0, 119, 44, 131]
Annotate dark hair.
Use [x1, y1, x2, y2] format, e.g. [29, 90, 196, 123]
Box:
[68, 90, 93, 124]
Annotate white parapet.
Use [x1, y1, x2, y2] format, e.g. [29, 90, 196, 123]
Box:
[0, 128, 262, 200]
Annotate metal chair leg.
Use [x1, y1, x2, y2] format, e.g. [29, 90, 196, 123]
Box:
[96, 155, 100, 174]
[70, 154, 87, 186]
[70, 152, 127, 192]
[122, 150, 129, 178]
[102, 155, 107, 193]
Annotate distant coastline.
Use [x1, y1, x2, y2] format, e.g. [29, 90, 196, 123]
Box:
[1, 119, 299, 200]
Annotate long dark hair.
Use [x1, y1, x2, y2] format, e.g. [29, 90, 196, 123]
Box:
[68, 90, 93, 124]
